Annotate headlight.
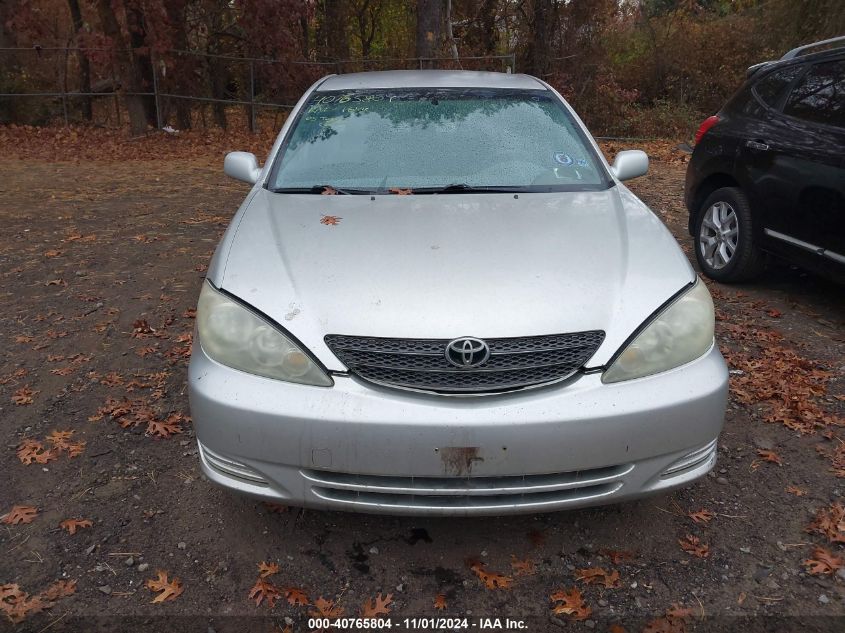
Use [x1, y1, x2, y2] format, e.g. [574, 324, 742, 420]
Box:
[196, 281, 332, 386]
[602, 279, 714, 383]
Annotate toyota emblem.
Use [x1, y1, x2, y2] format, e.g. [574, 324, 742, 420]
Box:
[445, 337, 490, 369]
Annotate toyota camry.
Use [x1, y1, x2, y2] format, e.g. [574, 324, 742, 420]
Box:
[188, 70, 727, 515]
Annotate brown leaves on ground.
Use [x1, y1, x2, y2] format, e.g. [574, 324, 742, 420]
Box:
[145, 571, 184, 603]
[803, 547, 844, 575]
[549, 587, 591, 621]
[248, 577, 282, 608]
[806, 503, 845, 544]
[309, 597, 344, 618]
[0, 580, 76, 624]
[574, 567, 621, 588]
[320, 215, 342, 226]
[360, 592, 393, 617]
[751, 449, 783, 469]
[17, 431, 85, 464]
[59, 518, 93, 535]
[257, 561, 279, 578]
[90, 396, 187, 439]
[146, 413, 185, 438]
[678, 534, 710, 558]
[16, 439, 58, 465]
[1, 505, 38, 525]
[786, 485, 807, 496]
[11, 386, 37, 405]
[433, 593, 447, 610]
[688, 509, 715, 524]
[469, 561, 513, 590]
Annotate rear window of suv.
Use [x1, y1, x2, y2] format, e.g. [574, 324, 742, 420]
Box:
[783, 60, 845, 128]
[753, 65, 803, 108]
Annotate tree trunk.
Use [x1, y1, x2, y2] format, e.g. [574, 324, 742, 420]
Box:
[95, 0, 148, 134]
[528, 0, 552, 78]
[66, 0, 92, 121]
[320, 0, 351, 62]
[479, 0, 498, 55]
[124, 3, 157, 127]
[416, 0, 443, 67]
[163, 0, 192, 129]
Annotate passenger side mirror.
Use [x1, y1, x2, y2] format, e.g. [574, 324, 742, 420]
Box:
[610, 150, 649, 181]
[224, 151, 261, 184]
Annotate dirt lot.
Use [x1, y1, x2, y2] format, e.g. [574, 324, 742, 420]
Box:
[1, 140, 843, 633]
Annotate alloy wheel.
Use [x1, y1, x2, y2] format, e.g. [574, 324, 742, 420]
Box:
[699, 201, 739, 270]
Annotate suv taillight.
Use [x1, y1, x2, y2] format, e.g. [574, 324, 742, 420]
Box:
[694, 115, 721, 145]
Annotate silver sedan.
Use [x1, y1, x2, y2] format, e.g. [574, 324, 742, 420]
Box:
[188, 70, 727, 515]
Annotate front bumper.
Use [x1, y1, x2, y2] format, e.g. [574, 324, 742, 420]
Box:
[188, 344, 728, 516]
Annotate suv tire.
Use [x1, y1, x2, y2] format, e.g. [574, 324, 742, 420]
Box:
[694, 187, 765, 283]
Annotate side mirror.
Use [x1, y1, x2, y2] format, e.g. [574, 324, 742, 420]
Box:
[224, 151, 261, 184]
[610, 150, 649, 181]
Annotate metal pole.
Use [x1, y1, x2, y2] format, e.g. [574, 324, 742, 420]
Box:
[151, 50, 162, 129]
[249, 60, 256, 133]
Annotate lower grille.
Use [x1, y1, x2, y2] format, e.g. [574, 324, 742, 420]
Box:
[324, 331, 605, 394]
[303, 464, 631, 511]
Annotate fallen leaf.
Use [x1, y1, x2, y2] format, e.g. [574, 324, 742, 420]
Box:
[752, 449, 783, 469]
[806, 503, 845, 544]
[389, 187, 413, 195]
[469, 562, 513, 590]
[11, 387, 37, 405]
[309, 596, 344, 618]
[803, 547, 844, 575]
[785, 485, 807, 496]
[689, 509, 715, 524]
[1, 506, 38, 525]
[146, 416, 183, 438]
[285, 587, 309, 606]
[549, 587, 591, 621]
[248, 577, 281, 608]
[361, 592, 393, 617]
[320, 215, 342, 226]
[59, 518, 93, 535]
[16, 439, 57, 465]
[599, 549, 636, 564]
[678, 534, 710, 558]
[145, 571, 184, 603]
[257, 561, 279, 578]
[433, 593, 447, 610]
[575, 567, 621, 588]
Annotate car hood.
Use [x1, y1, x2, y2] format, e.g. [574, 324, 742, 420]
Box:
[212, 187, 694, 370]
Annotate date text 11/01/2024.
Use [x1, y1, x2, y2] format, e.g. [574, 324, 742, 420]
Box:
[307, 617, 528, 630]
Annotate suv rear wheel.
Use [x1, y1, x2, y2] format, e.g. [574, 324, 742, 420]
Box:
[694, 187, 765, 282]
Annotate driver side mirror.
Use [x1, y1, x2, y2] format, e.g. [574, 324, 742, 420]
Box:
[610, 150, 649, 181]
[224, 151, 262, 184]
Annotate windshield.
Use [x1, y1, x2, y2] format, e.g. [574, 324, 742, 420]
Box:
[269, 88, 609, 193]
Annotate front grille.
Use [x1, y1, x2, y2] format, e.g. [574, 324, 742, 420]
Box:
[324, 331, 605, 394]
[303, 464, 631, 511]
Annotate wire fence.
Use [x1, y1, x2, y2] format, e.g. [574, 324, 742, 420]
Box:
[0, 47, 516, 132]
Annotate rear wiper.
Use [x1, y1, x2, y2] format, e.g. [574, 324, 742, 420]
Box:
[415, 183, 530, 194]
[270, 185, 369, 195]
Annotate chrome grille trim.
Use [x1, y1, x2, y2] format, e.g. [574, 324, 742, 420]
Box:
[302, 464, 633, 496]
[199, 443, 269, 486]
[311, 483, 623, 511]
[660, 439, 718, 479]
[324, 331, 605, 394]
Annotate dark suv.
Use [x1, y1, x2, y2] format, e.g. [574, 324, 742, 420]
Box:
[685, 36, 844, 284]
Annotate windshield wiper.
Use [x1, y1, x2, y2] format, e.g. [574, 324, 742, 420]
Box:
[270, 185, 369, 195]
[415, 183, 531, 194]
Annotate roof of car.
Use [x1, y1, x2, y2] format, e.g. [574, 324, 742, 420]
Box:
[317, 70, 547, 91]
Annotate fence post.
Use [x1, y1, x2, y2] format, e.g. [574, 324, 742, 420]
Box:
[151, 50, 162, 129]
[249, 60, 256, 133]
